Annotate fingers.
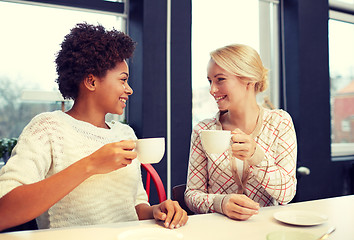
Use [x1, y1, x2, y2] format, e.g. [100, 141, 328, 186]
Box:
[223, 194, 260, 221]
[230, 129, 256, 160]
[117, 140, 136, 151]
[119, 158, 133, 167]
[231, 143, 253, 160]
[230, 195, 260, 211]
[154, 200, 188, 229]
[88, 141, 138, 174]
[121, 150, 137, 160]
[231, 131, 247, 144]
[112, 140, 137, 159]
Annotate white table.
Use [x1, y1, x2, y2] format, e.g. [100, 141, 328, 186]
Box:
[1, 195, 353, 240]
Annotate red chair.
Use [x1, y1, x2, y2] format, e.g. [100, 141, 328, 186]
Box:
[141, 164, 167, 203]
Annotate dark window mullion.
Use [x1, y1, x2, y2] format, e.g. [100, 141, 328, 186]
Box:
[20, 0, 125, 14]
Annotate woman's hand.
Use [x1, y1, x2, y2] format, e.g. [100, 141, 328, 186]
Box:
[222, 194, 260, 220]
[85, 140, 137, 175]
[152, 199, 188, 229]
[231, 128, 256, 161]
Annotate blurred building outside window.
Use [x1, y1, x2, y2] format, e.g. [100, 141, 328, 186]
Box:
[329, 1, 354, 157]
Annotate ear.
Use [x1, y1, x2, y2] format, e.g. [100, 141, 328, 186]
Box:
[246, 82, 255, 91]
[83, 74, 96, 91]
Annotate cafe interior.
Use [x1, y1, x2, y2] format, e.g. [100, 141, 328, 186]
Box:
[0, 0, 353, 239]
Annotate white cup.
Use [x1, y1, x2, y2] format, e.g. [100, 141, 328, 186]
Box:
[135, 137, 165, 164]
[200, 130, 231, 154]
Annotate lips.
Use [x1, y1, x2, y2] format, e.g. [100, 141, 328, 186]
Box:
[119, 97, 128, 108]
[214, 95, 226, 103]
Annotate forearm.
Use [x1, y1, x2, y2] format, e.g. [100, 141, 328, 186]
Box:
[252, 112, 297, 204]
[253, 165, 296, 204]
[251, 149, 297, 204]
[135, 203, 153, 220]
[0, 158, 92, 231]
[185, 186, 224, 214]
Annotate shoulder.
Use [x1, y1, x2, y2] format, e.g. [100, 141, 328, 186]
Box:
[262, 108, 295, 133]
[110, 121, 137, 140]
[24, 111, 63, 131]
[192, 116, 217, 134]
[263, 108, 293, 123]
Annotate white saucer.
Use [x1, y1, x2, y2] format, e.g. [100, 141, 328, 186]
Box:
[267, 231, 317, 240]
[117, 227, 184, 240]
[273, 210, 328, 226]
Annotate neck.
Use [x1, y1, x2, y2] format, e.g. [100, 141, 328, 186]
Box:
[221, 101, 260, 134]
[66, 101, 108, 129]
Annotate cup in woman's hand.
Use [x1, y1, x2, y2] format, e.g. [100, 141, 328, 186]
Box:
[135, 137, 165, 164]
[200, 130, 231, 154]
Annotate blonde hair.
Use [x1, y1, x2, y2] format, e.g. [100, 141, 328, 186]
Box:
[210, 44, 269, 93]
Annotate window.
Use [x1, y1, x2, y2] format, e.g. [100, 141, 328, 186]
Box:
[329, 2, 354, 157]
[191, 0, 279, 127]
[0, 1, 127, 141]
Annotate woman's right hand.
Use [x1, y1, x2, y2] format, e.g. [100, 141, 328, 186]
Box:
[222, 194, 260, 220]
[85, 140, 137, 175]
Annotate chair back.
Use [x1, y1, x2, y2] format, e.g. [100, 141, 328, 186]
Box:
[141, 163, 167, 203]
[0, 219, 38, 233]
[172, 184, 194, 215]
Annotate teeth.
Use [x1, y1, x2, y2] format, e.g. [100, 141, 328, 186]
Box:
[215, 96, 225, 101]
[120, 98, 126, 103]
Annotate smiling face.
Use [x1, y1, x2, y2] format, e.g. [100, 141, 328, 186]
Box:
[94, 60, 133, 115]
[207, 59, 248, 112]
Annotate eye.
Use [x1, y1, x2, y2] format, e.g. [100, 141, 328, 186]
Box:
[217, 77, 226, 82]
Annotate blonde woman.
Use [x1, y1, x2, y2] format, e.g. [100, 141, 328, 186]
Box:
[185, 44, 297, 220]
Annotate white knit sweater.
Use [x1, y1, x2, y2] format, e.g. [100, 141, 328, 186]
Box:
[0, 111, 148, 229]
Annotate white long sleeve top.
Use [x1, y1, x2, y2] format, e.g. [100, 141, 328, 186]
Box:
[0, 111, 148, 229]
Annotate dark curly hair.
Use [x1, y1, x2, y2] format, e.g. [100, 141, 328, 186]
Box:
[55, 23, 136, 100]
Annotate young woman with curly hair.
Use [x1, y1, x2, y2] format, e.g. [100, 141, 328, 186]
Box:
[0, 23, 187, 231]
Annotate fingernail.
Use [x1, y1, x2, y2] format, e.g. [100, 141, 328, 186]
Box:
[176, 224, 180, 228]
[165, 222, 169, 228]
[170, 224, 175, 229]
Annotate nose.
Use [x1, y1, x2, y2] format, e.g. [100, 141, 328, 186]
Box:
[209, 81, 217, 96]
[124, 82, 133, 95]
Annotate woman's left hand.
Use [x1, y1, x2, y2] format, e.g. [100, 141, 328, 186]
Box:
[231, 128, 256, 161]
[152, 199, 188, 229]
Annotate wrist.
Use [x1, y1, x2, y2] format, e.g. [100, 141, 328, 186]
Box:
[248, 144, 264, 166]
[77, 156, 96, 178]
[213, 194, 227, 214]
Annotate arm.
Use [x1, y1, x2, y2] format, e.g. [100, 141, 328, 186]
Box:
[185, 124, 260, 220]
[250, 110, 297, 204]
[0, 141, 137, 231]
[184, 125, 225, 214]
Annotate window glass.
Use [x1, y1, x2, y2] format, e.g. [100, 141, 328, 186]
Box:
[191, 0, 279, 127]
[0, 1, 126, 140]
[334, 0, 354, 4]
[329, 14, 354, 157]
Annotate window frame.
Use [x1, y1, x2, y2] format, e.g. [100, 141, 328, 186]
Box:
[7, 0, 126, 15]
[328, 4, 354, 159]
[259, 0, 280, 109]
